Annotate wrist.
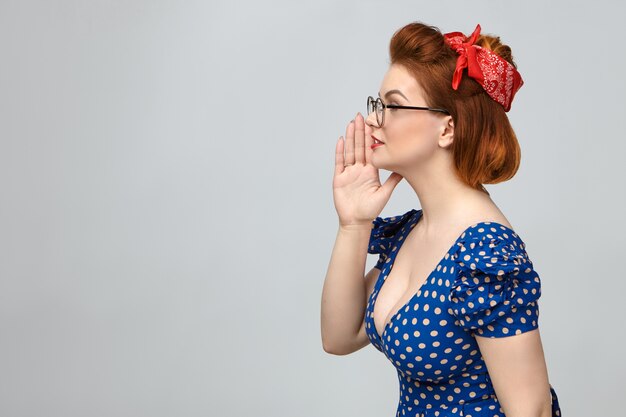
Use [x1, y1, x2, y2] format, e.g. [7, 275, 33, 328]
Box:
[338, 222, 373, 233]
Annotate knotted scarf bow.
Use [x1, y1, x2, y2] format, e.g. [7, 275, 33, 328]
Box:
[443, 24, 524, 112]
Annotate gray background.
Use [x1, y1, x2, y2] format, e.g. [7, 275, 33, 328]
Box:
[1, 0, 624, 416]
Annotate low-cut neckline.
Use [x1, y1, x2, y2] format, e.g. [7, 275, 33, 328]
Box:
[371, 209, 518, 341]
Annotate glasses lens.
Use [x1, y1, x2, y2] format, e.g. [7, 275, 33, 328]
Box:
[366, 97, 384, 126]
[367, 97, 373, 116]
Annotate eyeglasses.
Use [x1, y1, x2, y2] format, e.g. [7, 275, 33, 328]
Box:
[367, 96, 450, 127]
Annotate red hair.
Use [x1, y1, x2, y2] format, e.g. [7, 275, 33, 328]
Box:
[388, 22, 523, 194]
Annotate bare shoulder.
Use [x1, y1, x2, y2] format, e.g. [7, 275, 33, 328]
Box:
[465, 200, 515, 231]
[480, 214, 514, 230]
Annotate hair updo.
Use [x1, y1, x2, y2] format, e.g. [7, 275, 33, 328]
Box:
[388, 22, 523, 194]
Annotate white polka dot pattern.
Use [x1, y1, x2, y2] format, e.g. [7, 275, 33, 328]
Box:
[449, 228, 542, 337]
[365, 209, 562, 417]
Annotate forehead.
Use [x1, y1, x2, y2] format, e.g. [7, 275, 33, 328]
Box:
[379, 64, 425, 101]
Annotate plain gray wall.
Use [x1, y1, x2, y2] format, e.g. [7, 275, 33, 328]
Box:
[1, 0, 624, 416]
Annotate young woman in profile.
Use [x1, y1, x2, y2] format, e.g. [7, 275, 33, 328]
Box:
[321, 22, 562, 417]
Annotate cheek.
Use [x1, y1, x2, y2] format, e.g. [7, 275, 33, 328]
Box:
[388, 119, 439, 156]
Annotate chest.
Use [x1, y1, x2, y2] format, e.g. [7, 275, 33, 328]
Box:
[366, 255, 480, 380]
[366, 251, 483, 375]
[371, 232, 459, 341]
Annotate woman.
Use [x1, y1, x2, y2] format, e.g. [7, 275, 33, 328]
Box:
[321, 22, 562, 417]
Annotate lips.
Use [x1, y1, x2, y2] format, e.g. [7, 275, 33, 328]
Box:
[372, 135, 384, 144]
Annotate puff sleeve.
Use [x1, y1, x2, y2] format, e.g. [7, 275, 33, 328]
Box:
[448, 231, 542, 338]
[368, 210, 415, 270]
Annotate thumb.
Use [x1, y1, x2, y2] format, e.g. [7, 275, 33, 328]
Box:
[380, 172, 404, 195]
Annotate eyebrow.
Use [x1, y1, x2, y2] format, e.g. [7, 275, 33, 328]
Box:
[378, 89, 409, 101]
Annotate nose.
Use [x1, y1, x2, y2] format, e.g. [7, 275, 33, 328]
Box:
[365, 111, 379, 129]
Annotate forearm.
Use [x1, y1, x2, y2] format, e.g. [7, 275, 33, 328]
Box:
[538, 399, 553, 417]
[321, 222, 372, 353]
[508, 404, 552, 417]
[498, 386, 553, 417]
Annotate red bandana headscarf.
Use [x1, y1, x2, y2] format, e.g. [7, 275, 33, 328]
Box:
[443, 24, 524, 112]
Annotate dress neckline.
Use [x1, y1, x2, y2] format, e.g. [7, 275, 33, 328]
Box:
[371, 209, 520, 341]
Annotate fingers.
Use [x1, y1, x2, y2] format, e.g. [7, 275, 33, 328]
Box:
[334, 135, 345, 176]
[354, 112, 365, 164]
[336, 112, 369, 174]
[381, 172, 404, 195]
[344, 119, 355, 166]
[364, 122, 373, 164]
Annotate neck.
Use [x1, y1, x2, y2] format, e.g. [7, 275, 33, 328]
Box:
[396, 154, 495, 232]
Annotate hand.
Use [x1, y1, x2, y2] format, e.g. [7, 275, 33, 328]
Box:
[333, 112, 403, 228]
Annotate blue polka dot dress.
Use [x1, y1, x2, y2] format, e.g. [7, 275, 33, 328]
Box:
[365, 208, 561, 417]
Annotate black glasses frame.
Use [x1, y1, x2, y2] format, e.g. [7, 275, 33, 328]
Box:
[367, 96, 450, 127]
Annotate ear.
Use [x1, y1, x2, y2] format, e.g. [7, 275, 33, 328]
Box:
[438, 115, 455, 148]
